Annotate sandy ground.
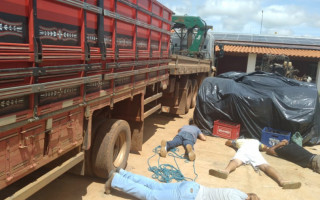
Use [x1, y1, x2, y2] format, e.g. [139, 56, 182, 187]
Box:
[23, 108, 320, 200]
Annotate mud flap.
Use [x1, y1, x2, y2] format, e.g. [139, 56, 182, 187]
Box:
[130, 121, 144, 152]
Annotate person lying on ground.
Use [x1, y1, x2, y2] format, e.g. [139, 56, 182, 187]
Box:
[266, 139, 320, 174]
[160, 118, 206, 161]
[105, 168, 260, 200]
[208, 138, 301, 189]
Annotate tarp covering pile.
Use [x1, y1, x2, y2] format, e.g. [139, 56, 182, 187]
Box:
[194, 71, 320, 145]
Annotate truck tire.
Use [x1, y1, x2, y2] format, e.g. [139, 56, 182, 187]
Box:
[91, 119, 131, 178]
[190, 79, 198, 108]
[185, 80, 192, 114]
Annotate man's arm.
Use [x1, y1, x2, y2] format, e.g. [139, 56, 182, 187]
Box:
[266, 139, 288, 157]
[198, 133, 206, 141]
[259, 143, 269, 152]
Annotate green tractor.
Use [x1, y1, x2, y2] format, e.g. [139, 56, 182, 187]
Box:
[171, 16, 213, 58]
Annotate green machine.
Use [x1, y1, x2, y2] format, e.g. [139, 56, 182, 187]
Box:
[172, 16, 213, 58]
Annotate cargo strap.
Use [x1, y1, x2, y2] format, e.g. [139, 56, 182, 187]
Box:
[147, 145, 198, 183]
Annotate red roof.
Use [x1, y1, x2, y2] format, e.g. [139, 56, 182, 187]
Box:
[216, 45, 320, 58]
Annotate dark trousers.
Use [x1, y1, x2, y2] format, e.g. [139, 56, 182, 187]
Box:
[166, 135, 194, 152]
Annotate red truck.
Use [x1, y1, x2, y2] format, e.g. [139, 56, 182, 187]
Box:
[0, 0, 212, 199]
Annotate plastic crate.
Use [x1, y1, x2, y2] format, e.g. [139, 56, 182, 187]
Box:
[213, 120, 240, 139]
[261, 127, 291, 147]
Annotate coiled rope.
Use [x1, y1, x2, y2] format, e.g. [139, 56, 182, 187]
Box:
[147, 145, 198, 183]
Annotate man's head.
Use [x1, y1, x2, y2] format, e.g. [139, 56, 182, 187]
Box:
[189, 118, 195, 125]
[246, 193, 260, 200]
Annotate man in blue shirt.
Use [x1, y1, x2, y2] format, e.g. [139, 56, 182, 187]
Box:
[160, 118, 206, 161]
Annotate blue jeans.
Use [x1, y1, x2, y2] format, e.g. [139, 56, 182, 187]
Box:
[111, 169, 200, 200]
[167, 135, 194, 151]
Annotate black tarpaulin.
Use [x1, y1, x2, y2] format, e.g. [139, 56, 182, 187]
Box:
[193, 71, 320, 145]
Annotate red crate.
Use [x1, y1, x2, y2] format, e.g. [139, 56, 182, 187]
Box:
[213, 120, 240, 139]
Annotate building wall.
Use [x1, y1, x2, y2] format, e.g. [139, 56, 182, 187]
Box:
[216, 53, 248, 75]
[317, 61, 320, 90]
[247, 53, 257, 73]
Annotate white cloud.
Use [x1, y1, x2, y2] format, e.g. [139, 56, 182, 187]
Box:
[195, 0, 320, 36]
[309, 13, 320, 28]
[199, 0, 260, 17]
[157, 0, 194, 16]
[157, 0, 320, 36]
[262, 5, 307, 27]
[170, 5, 190, 16]
[197, 0, 261, 32]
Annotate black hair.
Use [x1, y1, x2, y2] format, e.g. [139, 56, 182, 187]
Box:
[189, 118, 194, 125]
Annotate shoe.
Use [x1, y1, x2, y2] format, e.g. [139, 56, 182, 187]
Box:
[281, 181, 301, 189]
[208, 169, 228, 179]
[186, 144, 196, 161]
[160, 140, 167, 157]
[115, 167, 121, 173]
[105, 169, 116, 194]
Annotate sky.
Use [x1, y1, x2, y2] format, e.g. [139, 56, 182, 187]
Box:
[157, 0, 320, 38]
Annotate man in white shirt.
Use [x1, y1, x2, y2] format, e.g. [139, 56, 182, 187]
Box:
[209, 139, 301, 189]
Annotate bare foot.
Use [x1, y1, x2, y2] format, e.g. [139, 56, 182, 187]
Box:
[160, 140, 167, 157]
[209, 169, 229, 179]
[280, 181, 301, 189]
[186, 144, 196, 161]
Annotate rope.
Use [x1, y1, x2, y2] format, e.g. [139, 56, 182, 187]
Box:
[147, 145, 198, 183]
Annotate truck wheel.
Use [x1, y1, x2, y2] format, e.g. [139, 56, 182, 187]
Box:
[91, 119, 131, 178]
[185, 80, 192, 114]
[190, 79, 198, 108]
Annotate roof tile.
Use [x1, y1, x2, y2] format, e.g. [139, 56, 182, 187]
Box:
[216, 45, 320, 58]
